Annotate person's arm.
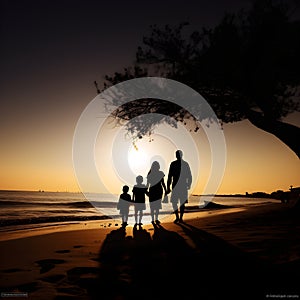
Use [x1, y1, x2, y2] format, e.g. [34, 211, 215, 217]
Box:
[146, 173, 150, 189]
[166, 163, 173, 193]
[117, 196, 121, 209]
[161, 177, 167, 194]
[187, 163, 192, 189]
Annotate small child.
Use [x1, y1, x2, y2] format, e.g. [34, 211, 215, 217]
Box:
[132, 175, 149, 226]
[117, 185, 132, 227]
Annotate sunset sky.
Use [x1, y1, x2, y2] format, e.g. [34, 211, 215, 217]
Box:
[1, 0, 299, 195]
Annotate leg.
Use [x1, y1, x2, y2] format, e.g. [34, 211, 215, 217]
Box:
[155, 210, 161, 224]
[171, 192, 180, 222]
[179, 203, 185, 222]
[179, 191, 188, 222]
[124, 208, 129, 225]
[172, 202, 180, 223]
[139, 210, 143, 224]
[150, 209, 155, 223]
[121, 213, 126, 226]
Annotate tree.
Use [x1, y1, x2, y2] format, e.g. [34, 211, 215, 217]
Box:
[101, 0, 300, 158]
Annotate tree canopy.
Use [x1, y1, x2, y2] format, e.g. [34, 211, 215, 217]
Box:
[101, 0, 300, 158]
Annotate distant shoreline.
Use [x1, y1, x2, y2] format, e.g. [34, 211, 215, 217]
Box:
[0, 189, 290, 196]
[1, 189, 297, 204]
[193, 193, 276, 198]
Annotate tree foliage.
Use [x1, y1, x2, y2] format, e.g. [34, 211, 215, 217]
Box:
[101, 0, 300, 157]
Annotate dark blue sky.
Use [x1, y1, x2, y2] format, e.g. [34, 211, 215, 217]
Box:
[0, 0, 254, 149]
[1, 0, 252, 102]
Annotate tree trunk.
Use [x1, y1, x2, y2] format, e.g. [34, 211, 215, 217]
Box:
[247, 110, 300, 159]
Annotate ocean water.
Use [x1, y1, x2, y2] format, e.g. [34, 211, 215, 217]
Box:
[0, 190, 279, 233]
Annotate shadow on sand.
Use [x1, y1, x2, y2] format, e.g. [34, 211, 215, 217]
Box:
[74, 222, 298, 300]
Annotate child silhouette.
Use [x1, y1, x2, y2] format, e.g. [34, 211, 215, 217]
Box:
[132, 175, 149, 225]
[117, 185, 132, 227]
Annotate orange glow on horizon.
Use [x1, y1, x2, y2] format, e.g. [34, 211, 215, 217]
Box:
[1, 114, 299, 195]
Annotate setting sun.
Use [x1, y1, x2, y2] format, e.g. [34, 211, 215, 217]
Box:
[127, 143, 150, 176]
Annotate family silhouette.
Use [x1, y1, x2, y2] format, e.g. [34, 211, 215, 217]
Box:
[117, 150, 192, 226]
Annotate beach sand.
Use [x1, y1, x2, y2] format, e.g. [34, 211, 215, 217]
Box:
[0, 201, 299, 300]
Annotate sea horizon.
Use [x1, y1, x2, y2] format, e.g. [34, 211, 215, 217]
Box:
[0, 190, 280, 234]
[0, 188, 289, 197]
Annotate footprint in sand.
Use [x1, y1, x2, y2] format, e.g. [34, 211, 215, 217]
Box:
[40, 274, 66, 283]
[55, 249, 71, 254]
[55, 246, 83, 253]
[35, 259, 66, 274]
[2, 268, 25, 273]
[66, 266, 99, 282]
[5, 282, 39, 294]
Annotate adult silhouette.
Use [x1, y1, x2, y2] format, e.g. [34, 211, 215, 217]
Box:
[146, 161, 167, 224]
[167, 150, 192, 223]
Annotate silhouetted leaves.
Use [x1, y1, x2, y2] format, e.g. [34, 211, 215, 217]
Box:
[101, 0, 300, 157]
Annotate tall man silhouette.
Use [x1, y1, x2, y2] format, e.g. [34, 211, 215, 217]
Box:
[167, 150, 192, 223]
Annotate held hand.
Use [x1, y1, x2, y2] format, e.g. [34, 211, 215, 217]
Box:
[162, 193, 169, 203]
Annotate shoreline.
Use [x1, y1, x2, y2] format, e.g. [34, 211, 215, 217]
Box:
[0, 201, 299, 299]
[0, 200, 264, 242]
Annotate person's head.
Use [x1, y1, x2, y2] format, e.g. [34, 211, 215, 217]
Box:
[136, 175, 143, 184]
[150, 161, 160, 171]
[176, 150, 183, 160]
[122, 185, 129, 193]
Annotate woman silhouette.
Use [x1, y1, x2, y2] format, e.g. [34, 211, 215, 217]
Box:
[146, 161, 167, 224]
